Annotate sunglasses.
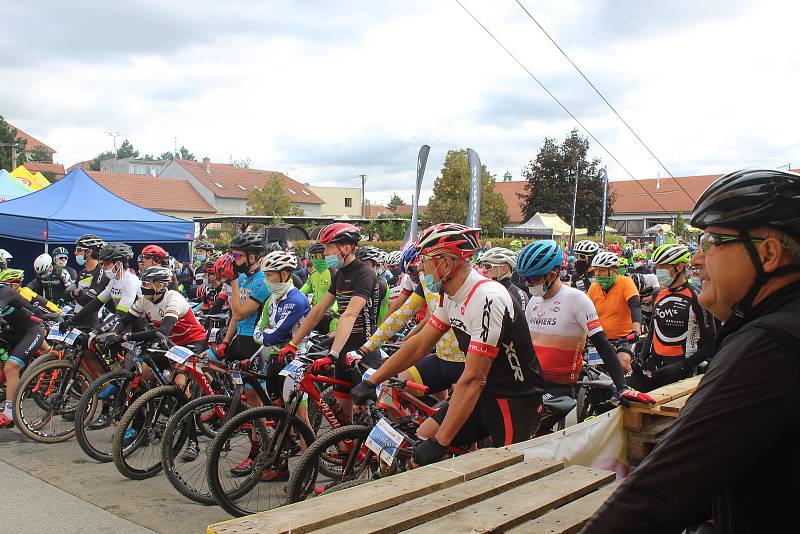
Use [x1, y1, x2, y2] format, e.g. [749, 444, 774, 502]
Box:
[231, 251, 245, 260]
[480, 263, 498, 271]
[698, 232, 784, 253]
[525, 274, 547, 285]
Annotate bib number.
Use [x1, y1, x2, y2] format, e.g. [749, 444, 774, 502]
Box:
[48, 325, 65, 342]
[279, 358, 304, 380]
[165, 345, 193, 365]
[587, 349, 603, 366]
[365, 418, 405, 466]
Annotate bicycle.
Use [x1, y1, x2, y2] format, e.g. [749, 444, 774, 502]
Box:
[575, 347, 617, 423]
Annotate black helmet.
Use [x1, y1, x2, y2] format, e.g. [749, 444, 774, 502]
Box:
[140, 266, 173, 285]
[691, 169, 800, 240]
[98, 243, 133, 262]
[356, 246, 383, 264]
[195, 240, 215, 251]
[307, 242, 325, 255]
[52, 246, 69, 257]
[76, 233, 105, 254]
[229, 232, 266, 255]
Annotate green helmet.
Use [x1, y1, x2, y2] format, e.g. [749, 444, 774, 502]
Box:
[632, 249, 646, 261]
[0, 268, 24, 283]
[509, 240, 523, 250]
[651, 243, 691, 265]
[617, 257, 629, 267]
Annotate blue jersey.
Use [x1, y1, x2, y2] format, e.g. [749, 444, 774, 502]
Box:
[236, 271, 270, 336]
[254, 287, 310, 347]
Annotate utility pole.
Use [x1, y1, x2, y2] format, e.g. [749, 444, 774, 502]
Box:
[106, 131, 123, 155]
[360, 174, 367, 217]
[569, 163, 579, 250]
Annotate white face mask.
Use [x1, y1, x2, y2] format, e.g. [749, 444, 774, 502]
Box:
[656, 268, 674, 287]
[528, 283, 546, 298]
[633, 260, 645, 269]
[267, 279, 293, 299]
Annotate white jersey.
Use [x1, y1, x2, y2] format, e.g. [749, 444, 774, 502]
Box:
[525, 284, 603, 384]
[97, 271, 140, 313]
[130, 290, 206, 345]
[389, 273, 415, 300]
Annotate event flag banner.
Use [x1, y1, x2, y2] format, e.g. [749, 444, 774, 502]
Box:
[466, 148, 482, 229]
[401, 144, 430, 251]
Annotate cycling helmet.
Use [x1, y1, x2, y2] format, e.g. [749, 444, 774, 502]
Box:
[573, 240, 600, 255]
[307, 242, 325, 256]
[229, 232, 266, 254]
[139, 266, 173, 285]
[632, 249, 646, 261]
[141, 244, 168, 260]
[208, 250, 223, 261]
[75, 234, 105, 254]
[98, 243, 134, 263]
[34, 253, 53, 275]
[509, 239, 523, 251]
[622, 244, 633, 258]
[480, 247, 517, 269]
[385, 250, 403, 266]
[618, 257, 630, 268]
[568, 255, 575, 263]
[201, 259, 217, 274]
[318, 223, 362, 245]
[168, 256, 177, 270]
[415, 223, 481, 258]
[590, 251, 620, 269]
[355, 246, 383, 264]
[0, 249, 12, 262]
[265, 241, 284, 254]
[0, 268, 24, 283]
[52, 246, 69, 258]
[260, 250, 298, 272]
[401, 246, 419, 274]
[651, 243, 691, 265]
[195, 240, 215, 251]
[214, 253, 235, 280]
[517, 240, 562, 277]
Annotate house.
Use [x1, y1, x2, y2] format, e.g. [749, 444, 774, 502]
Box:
[494, 181, 527, 224]
[67, 160, 93, 173]
[24, 162, 66, 180]
[4, 122, 56, 161]
[159, 158, 324, 216]
[88, 171, 217, 219]
[392, 203, 426, 216]
[309, 186, 363, 217]
[101, 157, 168, 177]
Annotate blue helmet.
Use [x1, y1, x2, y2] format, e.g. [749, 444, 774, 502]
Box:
[517, 240, 562, 277]
[400, 245, 419, 274]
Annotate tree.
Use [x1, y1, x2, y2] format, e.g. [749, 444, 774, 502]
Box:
[159, 146, 195, 161]
[247, 173, 304, 216]
[424, 149, 509, 237]
[674, 209, 688, 239]
[230, 156, 251, 169]
[28, 145, 53, 163]
[519, 129, 614, 235]
[116, 139, 139, 159]
[89, 150, 116, 171]
[387, 193, 404, 212]
[0, 116, 27, 171]
[159, 151, 175, 161]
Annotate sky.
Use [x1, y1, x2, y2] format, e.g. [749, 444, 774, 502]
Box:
[3, 0, 799, 206]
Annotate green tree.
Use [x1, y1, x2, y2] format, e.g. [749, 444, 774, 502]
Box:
[0, 116, 27, 171]
[177, 146, 195, 161]
[230, 156, 251, 169]
[116, 139, 139, 159]
[519, 129, 614, 235]
[89, 150, 116, 171]
[387, 193, 404, 212]
[674, 209, 688, 239]
[424, 149, 509, 237]
[28, 145, 53, 163]
[247, 173, 305, 216]
[159, 151, 175, 161]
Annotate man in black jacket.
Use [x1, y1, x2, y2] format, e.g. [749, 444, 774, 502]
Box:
[583, 169, 800, 533]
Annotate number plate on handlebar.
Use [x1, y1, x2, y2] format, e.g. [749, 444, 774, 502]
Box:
[63, 329, 82, 346]
[279, 358, 304, 378]
[365, 417, 405, 466]
[165, 345, 193, 365]
[587, 349, 603, 366]
[48, 325, 65, 342]
[231, 370, 243, 385]
[362, 368, 383, 396]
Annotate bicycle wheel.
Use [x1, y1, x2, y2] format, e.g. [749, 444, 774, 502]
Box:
[75, 370, 149, 462]
[20, 350, 63, 383]
[111, 384, 184, 480]
[161, 394, 237, 505]
[13, 360, 94, 443]
[286, 424, 374, 504]
[207, 405, 315, 517]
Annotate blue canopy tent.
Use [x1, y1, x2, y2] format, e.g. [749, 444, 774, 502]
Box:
[0, 168, 195, 281]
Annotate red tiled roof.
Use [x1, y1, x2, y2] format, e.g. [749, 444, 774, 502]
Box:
[393, 203, 426, 215]
[608, 174, 722, 214]
[67, 160, 93, 173]
[174, 159, 324, 204]
[494, 181, 528, 223]
[24, 162, 65, 176]
[365, 204, 392, 218]
[88, 171, 216, 214]
[6, 122, 55, 154]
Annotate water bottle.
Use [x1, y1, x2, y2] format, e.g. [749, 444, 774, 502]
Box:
[327, 397, 345, 424]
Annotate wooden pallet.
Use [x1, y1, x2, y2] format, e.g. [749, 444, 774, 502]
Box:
[207, 448, 618, 534]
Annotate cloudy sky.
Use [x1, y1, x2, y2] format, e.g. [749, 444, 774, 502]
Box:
[3, 0, 799, 205]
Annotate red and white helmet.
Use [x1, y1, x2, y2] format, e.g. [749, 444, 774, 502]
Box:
[415, 223, 480, 258]
[318, 223, 362, 244]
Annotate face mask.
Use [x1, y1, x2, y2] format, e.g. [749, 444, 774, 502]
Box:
[656, 268, 675, 287]
[633, 260, 645, 269]
[325, 254, 343, 270]
[377, 267, 386, 276]
[197, 255, 206, 262]
[596, 274, 618, 290]
[617, 268, 628, 276]
[76, 254, 86, 266]
[575, 260, 588, 274]
[423, 273, 442, 294]
[104, 268, 115, 280]
[389, 267, 401, 278]
[141, 286, 157, 299]
[311, 258, 328, 272]
[528, 283, 546, 298]
[233, 260, 249, 275]
[267, 280, 293, 299]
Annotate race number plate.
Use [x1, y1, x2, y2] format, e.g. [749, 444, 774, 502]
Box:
[279, 358, 304, 377]
[63, 329, 82, 346]
[587, 349, 603, 366]
[361, 367, 383, 396]
[48, 325, 65, 342]
[365, 417, 405, 465]
[231, 371, 243, 385]
[165, 345, 193, 365]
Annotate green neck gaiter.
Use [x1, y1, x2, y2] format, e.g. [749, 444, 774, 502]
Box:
[597, 274, 618, 290]
[311, 259, 328, 272]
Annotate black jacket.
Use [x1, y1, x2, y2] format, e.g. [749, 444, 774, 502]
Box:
[582, 280, 800, 533]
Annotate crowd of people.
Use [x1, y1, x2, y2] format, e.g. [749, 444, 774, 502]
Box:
[0, 168, 797, 532]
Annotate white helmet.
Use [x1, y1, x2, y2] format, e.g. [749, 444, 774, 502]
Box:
[385, 250, 403, 266]
[590, 251, 620, 269]
[0, 249, 12, 262]
[574, 240, 600, 255]
[261, 250, 298, 272]
[34, 253, 53, 275]
[480, 247, 517, 269]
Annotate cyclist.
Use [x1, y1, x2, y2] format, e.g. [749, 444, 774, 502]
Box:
[28, 253, 73, 303]
[0, 271, 49, 428]
[629, 244, 716, 392]
[194, 240, 215, 269]
[616, 257, 629, 276]
[585, 171, 800, 532]
[0, 249, 12, 270]
[68, 234, 109, 327]
[518, 241, 653, 411]
[265, 241, 304, 289]
[355, 246, 390, 324]
[194, 258, 222, 314]
[278, 223, 382, 424]
[479, 246, 529, 310]
[299, 242, 338, 334]
[210, 253, 235, 315]
[1, 269, 62, 318]
[587, 251, 642, 374]
[386, 247, 420, 315]
[385, 250, 403, 286]
[570, 240, 599, 292]
[352, 223, 546, 465]
[52, 247, 77, 282]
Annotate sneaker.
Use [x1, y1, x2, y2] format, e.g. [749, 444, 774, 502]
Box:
[259, 469, 289, 482]
[0, 413, 14, 428]
[230, 457, 255, 477]
[181, 440, 199, 462]
[88, 414, 112, 430]
[123, 427, 137, 444]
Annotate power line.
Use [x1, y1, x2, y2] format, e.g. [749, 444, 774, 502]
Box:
[513, 0, 696, 204]
[452, 0, 673, 216]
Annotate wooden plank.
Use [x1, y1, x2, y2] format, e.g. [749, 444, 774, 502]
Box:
[313, 458, 564, 534]
[660, 394, 690, 414]
[207, 447, 523, 534]
[630, 418, 674, 440]
[506, 480, 621, 534]
[404, 465, 616, 534]
[627, 375, 702, 410]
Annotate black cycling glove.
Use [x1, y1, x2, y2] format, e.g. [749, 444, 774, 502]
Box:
[413, 436, 447, 466]
[350, 379, 377, 405]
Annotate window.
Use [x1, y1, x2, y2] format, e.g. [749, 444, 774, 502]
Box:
[345, 197, 353, 208]
[213, 181, 224, 189]
[302, 189, 310, 196]
[236, 183, 247, 191]
[287, 188, 296, 195]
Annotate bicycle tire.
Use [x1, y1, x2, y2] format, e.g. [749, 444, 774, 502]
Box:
[20, 351, 62, 383]
[207, 405, 316, 517]
[161, 394, 236, 505]
[13, 359, 94, 443]
[286, 424, 373, 504]
[111, 384, 184, 480]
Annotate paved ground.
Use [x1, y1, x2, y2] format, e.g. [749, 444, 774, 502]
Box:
[0, 427, 229, 533]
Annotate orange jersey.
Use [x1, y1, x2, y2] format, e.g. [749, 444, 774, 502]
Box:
[588, 275, 639, 339]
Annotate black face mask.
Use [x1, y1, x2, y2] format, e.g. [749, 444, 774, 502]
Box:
[233, 260, 249, 275]
[141, 287, 156, 296]
[575, 260, 588, 274]
[389, 267, 401, 278]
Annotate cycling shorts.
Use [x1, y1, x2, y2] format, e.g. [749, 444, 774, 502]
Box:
[408, 354, 464, 394]
[7, 326, 46, 370]
[610, 339, 634, 357]
[431, 393, 542, 448]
